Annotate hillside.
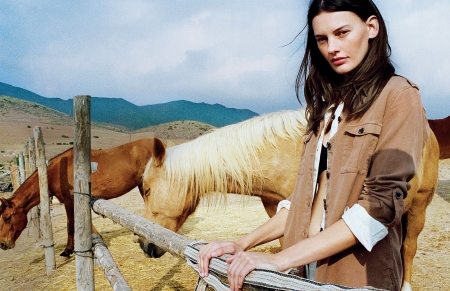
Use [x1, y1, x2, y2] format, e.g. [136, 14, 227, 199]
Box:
[1, 95, 73, 125]
[136, 120, 215, 140]
[0, 82, 259, 130]
[0, 96, 215, 164]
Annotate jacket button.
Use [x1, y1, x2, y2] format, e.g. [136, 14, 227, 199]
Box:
[326, 142, 331, 150]
[358, 128, 364, 134]
[395, 192, 402, 199]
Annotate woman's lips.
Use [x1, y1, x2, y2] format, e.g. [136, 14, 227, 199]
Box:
[332, 57, 347, 66]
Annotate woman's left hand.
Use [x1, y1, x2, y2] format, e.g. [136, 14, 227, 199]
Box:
[225, 251, 280, 291]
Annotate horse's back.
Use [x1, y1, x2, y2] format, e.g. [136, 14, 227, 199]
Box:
[428, 116, 450, 159]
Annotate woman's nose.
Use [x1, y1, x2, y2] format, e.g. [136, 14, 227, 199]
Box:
[327, 38, 340, 53]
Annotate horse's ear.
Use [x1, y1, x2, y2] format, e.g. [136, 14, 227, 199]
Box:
[166, 139, 176, 148]
[0, 197, 11, 208]
[153, 138, 166, 167]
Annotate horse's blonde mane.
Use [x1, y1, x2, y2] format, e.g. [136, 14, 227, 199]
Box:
[162, 110, 307, 204]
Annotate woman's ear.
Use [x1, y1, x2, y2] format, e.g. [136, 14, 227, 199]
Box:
[366, 15, 379, 39]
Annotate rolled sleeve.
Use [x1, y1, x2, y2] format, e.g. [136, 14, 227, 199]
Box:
[342, 204, 388, 251]
[277, 200, 291, 213]
[358, 84, 427, 226]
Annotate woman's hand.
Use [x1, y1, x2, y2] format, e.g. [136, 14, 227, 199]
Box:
[197, 208, 289, 288]
[226, 251, 280, 291]
[198, 240, 244, 278]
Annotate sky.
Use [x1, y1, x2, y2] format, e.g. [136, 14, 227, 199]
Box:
[0, 1, 449, 118]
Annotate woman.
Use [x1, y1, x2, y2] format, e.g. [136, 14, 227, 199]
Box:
[198, 0, 429, 290]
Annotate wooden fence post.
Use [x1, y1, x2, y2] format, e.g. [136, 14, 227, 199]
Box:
[23, 143, 29, 178]
[27, 137, 41, 238]
[18, 152, 25, 185]
[10, 156, 20, 192]
[33, 127, 56, 274]
[28, 137, 36, 175]
[73, 95, 94, 291]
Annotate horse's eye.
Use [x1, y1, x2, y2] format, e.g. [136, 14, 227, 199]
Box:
[144, 188, 150, 197]
[3, 216, 11, 223]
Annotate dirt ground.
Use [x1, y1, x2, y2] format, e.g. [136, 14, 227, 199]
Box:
[0, 159, 449, 291]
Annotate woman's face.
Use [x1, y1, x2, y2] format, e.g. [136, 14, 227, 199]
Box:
[312, 11, 379, 76]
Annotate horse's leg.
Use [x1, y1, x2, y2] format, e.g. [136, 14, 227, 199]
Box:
[401, 188, 434, 291]
[260, 196, 284, 246]
[259, 196, 281, 218]
[63, 199, 100, 257]
[61, 197, 75, 257]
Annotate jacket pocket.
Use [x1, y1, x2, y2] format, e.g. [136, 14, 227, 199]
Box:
[340, 122, 381, 174]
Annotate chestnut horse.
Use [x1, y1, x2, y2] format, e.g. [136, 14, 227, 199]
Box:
[141, 110, 439, 291]
[428, 116, 450, 159]
[0, 138, 156, 256]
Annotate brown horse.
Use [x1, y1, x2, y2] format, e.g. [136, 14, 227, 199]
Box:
[428, 116, 450, 159]
[140, 110, 439, 291]
[0, 138, 156, 257]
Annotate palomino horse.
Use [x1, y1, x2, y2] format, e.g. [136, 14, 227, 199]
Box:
[0, 138, 156, 257]
[139, 110, 306, 257]
[140, 110, 439, 291]
[428, 116, 450, 159]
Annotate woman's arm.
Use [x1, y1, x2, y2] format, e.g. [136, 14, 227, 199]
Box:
[225, 219, 358, 290]
[198, 207, 289, 278]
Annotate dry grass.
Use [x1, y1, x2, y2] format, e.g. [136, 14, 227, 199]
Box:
[0, 162, 449, 290]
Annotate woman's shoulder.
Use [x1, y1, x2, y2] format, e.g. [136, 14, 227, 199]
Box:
[378, 75, 423, 110]
[384, 75, 420, 92]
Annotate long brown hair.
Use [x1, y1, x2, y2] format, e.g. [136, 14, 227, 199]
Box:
[296, 0, 395, 134]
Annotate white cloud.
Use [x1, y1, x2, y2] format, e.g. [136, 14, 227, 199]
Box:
[390, 2, 450, 87]
[0, 1, 447, 117]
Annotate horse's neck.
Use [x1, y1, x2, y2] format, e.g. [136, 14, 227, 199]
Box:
[11, 173, 41, 212]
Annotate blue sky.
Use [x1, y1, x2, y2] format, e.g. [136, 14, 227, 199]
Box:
[0, 1, 449, 118]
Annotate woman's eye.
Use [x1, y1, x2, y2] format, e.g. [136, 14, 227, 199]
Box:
[338, 30, 349, 36]
[316, 37, 326, 43]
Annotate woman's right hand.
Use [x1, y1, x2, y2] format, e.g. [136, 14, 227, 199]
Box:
[198, 240, 244, 278]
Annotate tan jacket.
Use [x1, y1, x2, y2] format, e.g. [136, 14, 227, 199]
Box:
[283, 76, 429, 291]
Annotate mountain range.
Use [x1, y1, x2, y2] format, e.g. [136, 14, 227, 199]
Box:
[0, 82, 258, 130]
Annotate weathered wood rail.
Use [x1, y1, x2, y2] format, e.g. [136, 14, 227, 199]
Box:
[92, 233, 132, 291]
[91, 198, 193, 258]
[91, 198, 384, 291]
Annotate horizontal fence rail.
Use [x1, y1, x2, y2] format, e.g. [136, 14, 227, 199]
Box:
[91, 199, 385, 291]
[91, 198, 194, 258]
[92, 234, 132, 291]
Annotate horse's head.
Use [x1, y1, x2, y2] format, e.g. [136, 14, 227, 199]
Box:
[0, 197, 28, 250]
[139, 138, 198, 258]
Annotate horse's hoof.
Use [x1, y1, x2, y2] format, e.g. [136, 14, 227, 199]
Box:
[60, 249, 73, 257]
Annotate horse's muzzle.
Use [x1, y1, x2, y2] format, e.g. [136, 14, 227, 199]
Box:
[138, 237, 166, 258]
[0, 240, 14, 250]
